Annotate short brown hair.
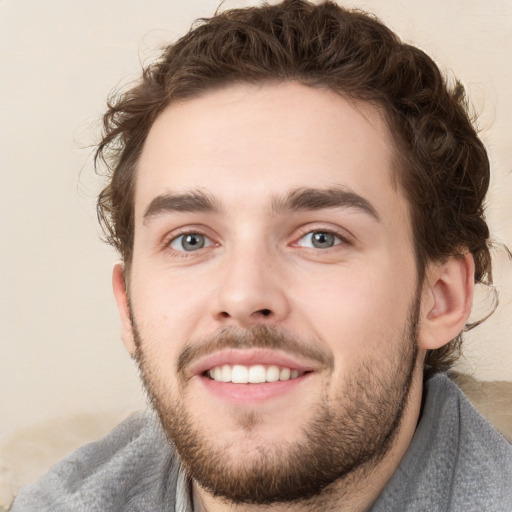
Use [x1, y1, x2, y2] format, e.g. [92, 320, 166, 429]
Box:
[96, 0, 492, 375]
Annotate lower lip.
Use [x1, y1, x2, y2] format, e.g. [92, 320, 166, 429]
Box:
[197, 373, 312, 404]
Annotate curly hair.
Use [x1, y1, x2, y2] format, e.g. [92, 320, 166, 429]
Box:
[96, 0, 492, 376]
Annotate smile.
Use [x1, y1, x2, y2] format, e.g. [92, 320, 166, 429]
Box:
[206, 364, 304, 383]
[191, 350, 317, 403]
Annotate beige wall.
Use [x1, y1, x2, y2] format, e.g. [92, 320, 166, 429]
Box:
[1, 0, 511, 448]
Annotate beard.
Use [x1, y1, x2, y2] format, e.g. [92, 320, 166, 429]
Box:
[130, 298, 420, 506]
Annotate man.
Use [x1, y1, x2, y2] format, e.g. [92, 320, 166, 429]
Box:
[10, 1, 511, 511]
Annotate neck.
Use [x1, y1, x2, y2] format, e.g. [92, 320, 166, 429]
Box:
[192, 373, 424, 512]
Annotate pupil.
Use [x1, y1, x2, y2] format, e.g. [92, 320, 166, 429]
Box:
[183, 234, 204, 250]
[313, 232, 333, 248]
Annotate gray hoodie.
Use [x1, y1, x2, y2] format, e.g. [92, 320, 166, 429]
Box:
[9, 374, 512, 511]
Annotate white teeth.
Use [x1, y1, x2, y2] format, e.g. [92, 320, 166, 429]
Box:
[248, 365, 266, 383]
[221, 364, 231, 382]
[279, 367, 291, 380]
[213, 366, 223, 381]
[207, 364, 304, 383]
[231, 365, 249, 383]
[266, 365, 280, 382]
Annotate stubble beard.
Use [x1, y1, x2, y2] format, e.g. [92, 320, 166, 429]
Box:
[131, 299, 420, 506]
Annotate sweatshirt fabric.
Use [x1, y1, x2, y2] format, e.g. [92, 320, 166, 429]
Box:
[9, 374, 512, 511]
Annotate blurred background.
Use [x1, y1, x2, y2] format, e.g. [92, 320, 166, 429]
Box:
[1, 0, 511, 507]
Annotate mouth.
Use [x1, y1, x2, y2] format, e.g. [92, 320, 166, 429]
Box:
[205, 364, 308, 383]
[189, 349, 317, 404]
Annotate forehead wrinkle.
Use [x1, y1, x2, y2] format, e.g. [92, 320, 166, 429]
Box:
[142, 189, 220, 225]
[271, 186, 381, 221]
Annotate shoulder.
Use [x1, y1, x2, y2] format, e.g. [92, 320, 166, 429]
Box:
[9, 412, 182, 512]
[427, 373, 511, 463]
[372, 373, 512, 512]
[435, 374, 512, 510]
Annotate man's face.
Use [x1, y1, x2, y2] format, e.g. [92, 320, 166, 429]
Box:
[120, 83, 423, 503]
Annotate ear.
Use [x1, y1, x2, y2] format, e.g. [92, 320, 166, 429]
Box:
[112, 262, 137, 357]
[418, 253, 475, 350]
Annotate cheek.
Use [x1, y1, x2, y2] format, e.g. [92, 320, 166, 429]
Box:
[296, 261, 416, 356]
[130, 268, 210, 352]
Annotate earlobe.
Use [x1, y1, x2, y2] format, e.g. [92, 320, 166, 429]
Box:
[418, 253, 475, 350]
[112, 262, 137, 357]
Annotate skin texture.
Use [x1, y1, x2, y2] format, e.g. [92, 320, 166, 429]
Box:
[112, 82, 475, 512]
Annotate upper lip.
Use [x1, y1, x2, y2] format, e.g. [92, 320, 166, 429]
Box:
[187, 348, 319, 379]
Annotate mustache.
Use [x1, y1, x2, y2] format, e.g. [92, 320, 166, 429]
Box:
[177, 324, 334, 376]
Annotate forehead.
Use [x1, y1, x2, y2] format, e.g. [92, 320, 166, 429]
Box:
[135, 82, 405, 221]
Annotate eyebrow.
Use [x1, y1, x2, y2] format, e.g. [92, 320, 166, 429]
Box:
[271, 187, 380, 221]
[143, 190, 219, 224]
[142, 186, 380, 224]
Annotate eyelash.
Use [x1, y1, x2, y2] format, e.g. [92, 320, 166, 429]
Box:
[162, 225, 351, 257]
[162, 228, 215, 256]
[293, 226, 350, 249]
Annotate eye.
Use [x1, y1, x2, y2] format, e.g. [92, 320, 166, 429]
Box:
[169, 233, 212, 252]
[296, 230, 343, 249]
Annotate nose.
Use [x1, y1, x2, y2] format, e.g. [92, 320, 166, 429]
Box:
[211, 244, 290, 327]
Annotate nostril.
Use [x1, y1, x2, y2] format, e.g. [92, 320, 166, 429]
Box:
[259, 309, 272, 317]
